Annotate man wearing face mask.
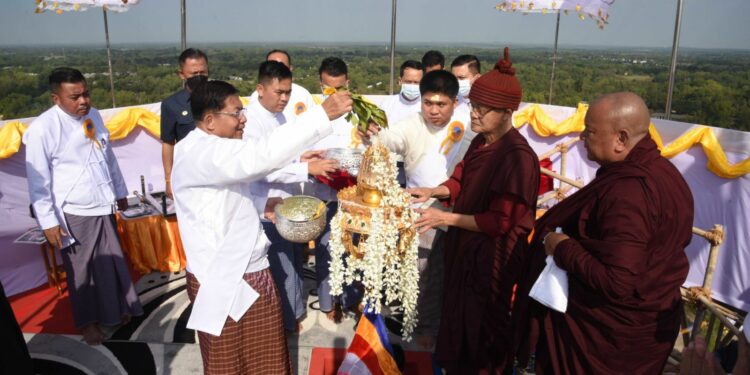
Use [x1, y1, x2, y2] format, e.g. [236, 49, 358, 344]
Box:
[450, 54, 482, 117]
[381, 60, 424, 125]
[160, 48, 209, 198]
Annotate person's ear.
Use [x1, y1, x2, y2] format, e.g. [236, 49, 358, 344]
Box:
[51, 92, 60, 106]
[204, 113, 216, 132]
[615, 129, 630, 152]
[255, 83, 264, 99]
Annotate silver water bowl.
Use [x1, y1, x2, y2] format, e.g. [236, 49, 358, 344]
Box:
[324, 148, 362, 176]
[274, 195, 327, 243]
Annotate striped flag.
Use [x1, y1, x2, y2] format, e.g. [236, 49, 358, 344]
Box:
[337, 310, 401, 375]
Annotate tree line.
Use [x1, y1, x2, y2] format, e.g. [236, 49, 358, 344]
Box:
[0, 45, 748, 131]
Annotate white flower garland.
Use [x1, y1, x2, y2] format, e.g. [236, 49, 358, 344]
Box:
[328, 145, 420, 340]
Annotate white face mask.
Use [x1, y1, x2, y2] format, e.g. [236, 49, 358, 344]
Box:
[457, 79, 471, 98]
[400, 83, 420, 101]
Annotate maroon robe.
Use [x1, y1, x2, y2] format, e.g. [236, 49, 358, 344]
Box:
[435, 128, 540, 374]
[513, 136, 694, 375]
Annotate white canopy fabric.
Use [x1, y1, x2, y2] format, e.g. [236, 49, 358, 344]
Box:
[495, 0, 614, 28]
[36, 0, 140, 13]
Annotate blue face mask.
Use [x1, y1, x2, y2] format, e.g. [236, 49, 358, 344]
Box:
[457, 79, 471, 98]
[400, 84, 420, 101]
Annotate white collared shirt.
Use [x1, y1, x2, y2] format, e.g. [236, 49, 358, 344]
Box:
[380, 93, 422, 125]
[23, 105, 128, 247]
[248, 82, 315, 120]
[376, 111, 470, 188]
[243, 99, 308, 203]
[172, 104, 331, 335]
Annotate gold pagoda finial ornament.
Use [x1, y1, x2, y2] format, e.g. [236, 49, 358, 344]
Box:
[328, 141, 420, 339]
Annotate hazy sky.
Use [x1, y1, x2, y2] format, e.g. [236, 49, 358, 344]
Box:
[0, 0, 748, 50]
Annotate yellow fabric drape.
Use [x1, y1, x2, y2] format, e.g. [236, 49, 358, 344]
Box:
[106, 108, 161, 140]
[0, 121, 28, 159]
[514, 103, 750, 179]
[116, 214, 187, 274]
[514, 103, 587, 136]
[659, 126, 750, 179]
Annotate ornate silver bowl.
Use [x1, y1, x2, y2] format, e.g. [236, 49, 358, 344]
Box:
[325, 148, 362, 176]
[274, 195, 327, 243]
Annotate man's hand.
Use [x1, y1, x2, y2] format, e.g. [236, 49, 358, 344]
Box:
[414, 208, 449, 234]
[165, 181, 173, 199]
[308, 159, 339, 179]
[356, 120, 381, 140]
[43, 225, 66, 249]
[543, 232, 569, 256]
[264, 197, 284, 224]
[406, 187, 433, 204]
[300, 150, 325, 162]
[321, 91, 353, 120]
[116, 198, 128, 211]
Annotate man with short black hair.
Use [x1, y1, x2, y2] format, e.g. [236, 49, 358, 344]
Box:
[381, 60, 424, 125]
[161, 48, 209, 198]
[305, 56, 365, 323]
[450, 54, 482, 115]
[422, 50, 445, 73]
[249, 49, 315, 120]
[24, 67, 143, 345]
[360, 70, 471, 348]
[244, 60, 337, 332]
[172, 80, 351, 374]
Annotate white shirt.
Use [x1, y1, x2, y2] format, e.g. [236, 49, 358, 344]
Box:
[243, 99, 308, 202]
[172, 105, 331, 335]
[380, 93, 421, 126]
[249, 82, 315, 120]
[376, 111, 469, 188]
[23, 105, 128, 248]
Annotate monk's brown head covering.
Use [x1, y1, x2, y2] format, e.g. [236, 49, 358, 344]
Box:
[468, 47, 522, 110]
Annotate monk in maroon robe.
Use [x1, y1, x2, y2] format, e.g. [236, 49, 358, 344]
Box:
[513, 92, 694, 374]
[411, 47, 540, 374]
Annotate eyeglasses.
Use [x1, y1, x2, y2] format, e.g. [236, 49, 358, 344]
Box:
[214, 108, 246, 119]
[468, 102, 505, 118]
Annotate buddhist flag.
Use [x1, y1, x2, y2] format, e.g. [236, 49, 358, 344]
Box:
[337, 311, 400, 375]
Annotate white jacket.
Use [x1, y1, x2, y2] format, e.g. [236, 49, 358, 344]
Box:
[23, 105, 128, 248]
[172, 104, 331, 335]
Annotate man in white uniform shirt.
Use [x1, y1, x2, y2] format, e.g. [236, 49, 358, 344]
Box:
[24, 67, 143, 345]
[248, 49, 315, 120]
[380, 60, 424, 125]
[244, 60, 337, 332]
[360, 70, 469, 348]
[172, 80, 351, 373]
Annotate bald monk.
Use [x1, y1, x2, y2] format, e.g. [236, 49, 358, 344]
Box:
[513, 92, 694, 374]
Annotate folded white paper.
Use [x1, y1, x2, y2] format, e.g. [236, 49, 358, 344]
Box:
[529, 255, 569, 313]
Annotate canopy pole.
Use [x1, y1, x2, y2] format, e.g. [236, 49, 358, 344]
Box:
[180, 0, 187, 50]
[103, 8, 116, 108]
[388, 0, 397, 95]
[548, 12, 561, 105]
[665, 0, 684, 120]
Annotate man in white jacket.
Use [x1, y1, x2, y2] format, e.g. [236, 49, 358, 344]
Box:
[244, 60, 337, 332]
[24, 67, 143, 345]
[172, 80, 351, 374]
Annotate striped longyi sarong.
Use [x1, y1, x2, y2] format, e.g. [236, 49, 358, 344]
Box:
[186, 269, 292, 375]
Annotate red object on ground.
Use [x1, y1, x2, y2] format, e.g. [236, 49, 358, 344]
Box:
[308, 347, 434, 375]
[9, 282, 76, 334]
[316, 170, 358, 191]
[538, 157, 555, 196]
